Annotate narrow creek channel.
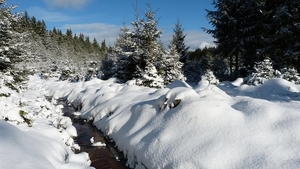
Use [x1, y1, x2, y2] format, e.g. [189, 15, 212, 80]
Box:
[58, 99, 130, 169]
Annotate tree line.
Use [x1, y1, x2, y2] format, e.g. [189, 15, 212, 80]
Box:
[1, 0, 299, 87]
[1, 0, 108, 83]
[205, 0, 300, 80]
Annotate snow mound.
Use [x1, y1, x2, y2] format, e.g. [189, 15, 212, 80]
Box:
[42, 77, 300, 169]
[92, 142, 106, 147]
[232, 77, 244, 86]
[238, 78, 300, 101]
[0, 75, 93, 169]
[158, 87, 199, 110]
[166, 80, 192, 89]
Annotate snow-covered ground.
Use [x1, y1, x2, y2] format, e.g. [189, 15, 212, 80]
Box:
[1, 74, 300, 169]
[40, 76, 300, 169]
[0, 75, 93, 169]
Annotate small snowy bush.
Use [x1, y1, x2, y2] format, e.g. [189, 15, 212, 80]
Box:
[246, 59, 276, 85]
[59, 67, 72, 81]
[201, 69, 219, 85]
[19, 110, 33, 127]
[279, 68, 300, 84]
[135, 64, 164, 88]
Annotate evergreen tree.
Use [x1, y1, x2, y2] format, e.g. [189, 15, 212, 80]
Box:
[183, 47, 219, 83]
[30, 16, 37, 32]
[100, 53, 117, 80]
[170, 19, 189, 63]
[280, 68, 300, 84]
[66, 28, 72, 39]
[159, 43, 184, 85]
[19, 11, 31, 31]
[100, 39, 108, 54]
[36, 20, 47, 37]
[52, 27, 57, 34]
[113, 26, 137, 82]
[263, 0, 300, 71]
[205, 0, 266, 79]
[85, 36, 92, 52]
[201, 69, 219, 85]
[205, 0, 239, 79]
[92, 38, 100, 51]
[0, 0, 23, 71]
[182, 61, 203, 83]
[101, 3, 167, 87]
[206, 0, 300, 77]
[246, 58, 276, 85]
[130, 2, 165, 87]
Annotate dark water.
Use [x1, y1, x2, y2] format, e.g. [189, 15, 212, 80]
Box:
[60, 100, 130, 169]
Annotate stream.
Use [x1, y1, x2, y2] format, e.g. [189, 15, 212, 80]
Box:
[59, 99, 130, 169]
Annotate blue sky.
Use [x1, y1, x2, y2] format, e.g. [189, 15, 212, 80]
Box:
[9, 0, 215, 50]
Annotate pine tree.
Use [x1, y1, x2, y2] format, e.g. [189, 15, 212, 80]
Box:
[100, 53, 117, 80]
[205, 0, 239, 79]
[201, 69, 219, 85]
[183, 47, 217, 83]
[101, 3, 185, 87]
[205, 0, 266, 79]
[280, 68, 300, 84]
[92, 38, 100, 51]
[206, 0, 300, 77]
[130, 2, 165, 87]
[263, 0, 300, 71]
[0, 0, 23, 71]
[100, 39, 108, 54]
[159, 43, 184, 85]
[112, 26, 137, 82]
[170, 19, 189, 63]
[246, 58, 276, 85]
[36, 20, 46, 37]
[66, 28, 72, 39]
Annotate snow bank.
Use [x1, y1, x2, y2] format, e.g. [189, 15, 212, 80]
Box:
[0, 75, 93, 169]
[43, 78, 300, 169]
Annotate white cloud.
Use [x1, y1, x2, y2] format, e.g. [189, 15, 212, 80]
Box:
[27, 7, 72, 22]
[62, 23, 120, 47]
[199, 41, 212, 49]
[185, 30, 215, 50]
[161, 30, 215, 51]
[44, 0, 92, 9]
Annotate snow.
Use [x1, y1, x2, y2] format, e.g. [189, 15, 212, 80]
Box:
[91, 142, 106, 147]
[40, 76, 300, 169]
[2, 74, 300, 169]
[0, 75, 93, 169]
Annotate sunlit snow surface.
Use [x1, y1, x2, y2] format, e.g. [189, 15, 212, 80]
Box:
[0, 75, 92, 169]
[41, 77, 300, 169]
[2, 75, 300, 169]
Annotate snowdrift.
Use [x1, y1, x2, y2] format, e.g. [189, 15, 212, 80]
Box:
[42, 77, 300, 169]
[0, 75, 92, 169]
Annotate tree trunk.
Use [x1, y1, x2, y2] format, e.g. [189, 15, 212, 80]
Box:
[230, 54, 233, 80]
[235, 50, 239, 80]
[297, 55, 300, 73]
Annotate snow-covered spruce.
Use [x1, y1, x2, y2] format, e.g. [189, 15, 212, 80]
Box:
[246, 59, 276, 85]
[246, 59, 300, 85]
[279, 67, 300, 84]
[100, 3, 184, 88]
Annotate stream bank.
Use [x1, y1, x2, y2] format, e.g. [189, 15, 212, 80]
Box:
[59, 99, 130, 169]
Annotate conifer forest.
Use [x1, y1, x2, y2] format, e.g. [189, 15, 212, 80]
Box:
[1, 0, 300, 87]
